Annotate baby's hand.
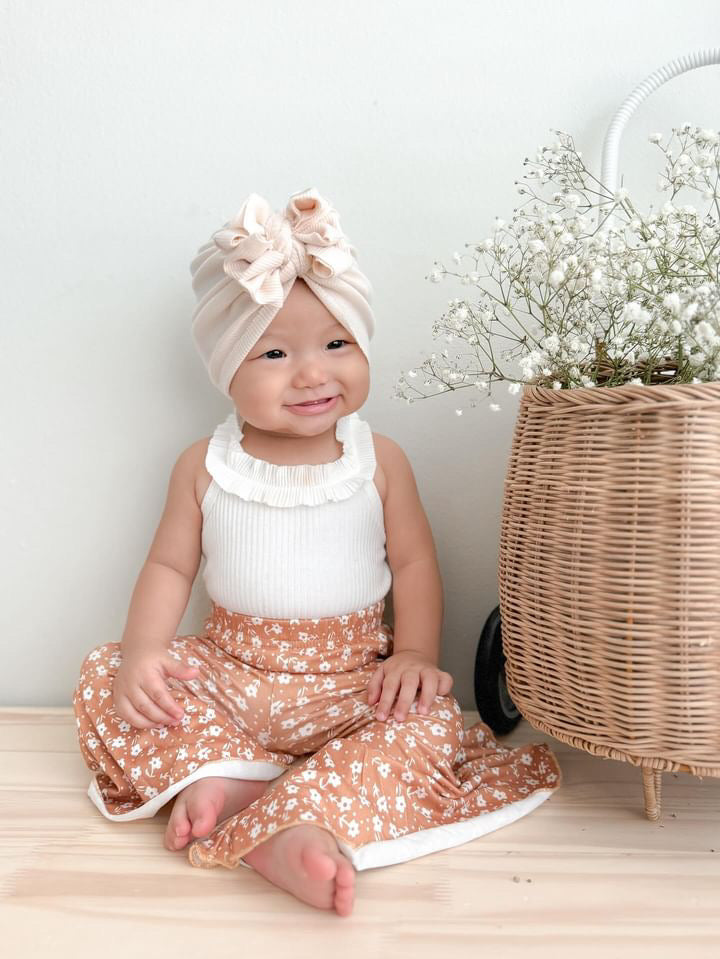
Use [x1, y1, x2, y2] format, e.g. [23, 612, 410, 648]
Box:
[366, 650, 453, 723]
[112, 649, 199, 729]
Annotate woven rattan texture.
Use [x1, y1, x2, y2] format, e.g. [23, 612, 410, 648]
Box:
[498, 381, 720, 778]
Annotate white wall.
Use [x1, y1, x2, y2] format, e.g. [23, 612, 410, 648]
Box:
[2, 0, 719, 709]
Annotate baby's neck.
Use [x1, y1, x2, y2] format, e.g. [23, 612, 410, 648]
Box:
[240, 422, 344, 466]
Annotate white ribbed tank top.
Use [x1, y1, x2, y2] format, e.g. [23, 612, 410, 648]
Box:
[200, 410, 393, 619]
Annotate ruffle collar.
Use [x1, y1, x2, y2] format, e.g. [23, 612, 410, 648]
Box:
[205, 410, 377, 507]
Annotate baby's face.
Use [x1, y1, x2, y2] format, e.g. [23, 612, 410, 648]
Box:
[228, 278, 369, 436]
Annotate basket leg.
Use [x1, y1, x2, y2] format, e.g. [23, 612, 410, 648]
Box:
[641, 768, 662, 821]
[654, 770, 663, 812]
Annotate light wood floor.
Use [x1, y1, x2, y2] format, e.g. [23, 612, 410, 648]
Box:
[1, 708, 719, 959]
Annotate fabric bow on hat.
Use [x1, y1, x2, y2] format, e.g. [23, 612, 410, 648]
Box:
[190, 187, 374, 397]
[213, 191, 356, 307]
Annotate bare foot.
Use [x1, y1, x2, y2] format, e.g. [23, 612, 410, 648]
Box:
[164, 777, 267, 851]
[243, 824, 355, 917]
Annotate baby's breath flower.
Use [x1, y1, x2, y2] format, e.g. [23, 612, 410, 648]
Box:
[395, 124, 720, 411]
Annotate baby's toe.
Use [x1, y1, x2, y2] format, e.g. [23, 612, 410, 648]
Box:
[165, 803, 192, 851]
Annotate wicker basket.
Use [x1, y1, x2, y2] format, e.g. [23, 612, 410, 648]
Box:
[498, 49, 720, 821]
[499, 382, 720, 819]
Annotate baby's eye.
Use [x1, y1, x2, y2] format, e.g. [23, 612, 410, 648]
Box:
[260, 341, 349, 359]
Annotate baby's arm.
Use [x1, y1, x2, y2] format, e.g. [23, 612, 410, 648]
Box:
[111, 439, 210, 729]
[375, 434, 444, 661]
[121, 438, 208, 659]
[367, 435, 453, 722]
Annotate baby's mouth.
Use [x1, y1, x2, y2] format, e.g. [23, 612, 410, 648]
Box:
[294, 397, 334, 407]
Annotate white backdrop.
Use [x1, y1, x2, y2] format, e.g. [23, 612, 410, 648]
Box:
[2, 0, 719, 708]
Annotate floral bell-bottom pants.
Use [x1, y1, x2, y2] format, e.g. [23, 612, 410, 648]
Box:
[73, 598, 561, 872]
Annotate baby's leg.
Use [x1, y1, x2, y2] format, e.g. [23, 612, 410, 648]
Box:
[244, 824, 355, 917]
[73, 639, 292, 829]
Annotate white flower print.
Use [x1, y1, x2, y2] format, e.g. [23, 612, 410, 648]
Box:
[299, 811, 317, 821]
[395, 795, 406, 814]
[372, 815, 384, 833]
[277, 673, 291, 685]
[130, 766, 141, 781]
[376, 762, 391, 779]
[337, 796, 353, 812]
[350, 760, 363, 777]
[301, 769, 317, 781]
[110, 737, 126, 749]
[82, 685, 94, 702]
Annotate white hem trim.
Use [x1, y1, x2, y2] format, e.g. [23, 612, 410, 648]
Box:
[87, 759, 287, 822]
[335, 789, 556, 871]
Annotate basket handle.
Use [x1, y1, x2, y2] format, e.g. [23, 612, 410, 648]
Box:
[599, 48, 720, 207]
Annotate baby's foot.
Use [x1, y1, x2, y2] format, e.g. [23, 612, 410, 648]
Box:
[164, 777, 267, 851]
[243, 824, 355, 917]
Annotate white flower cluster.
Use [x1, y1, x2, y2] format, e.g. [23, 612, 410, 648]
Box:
[394, 125, 720, 414]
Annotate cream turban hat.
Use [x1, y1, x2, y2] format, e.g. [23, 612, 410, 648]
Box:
[190, 187, 375, 396]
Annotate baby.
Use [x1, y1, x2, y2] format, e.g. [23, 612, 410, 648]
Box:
[73, 188, 560, 918]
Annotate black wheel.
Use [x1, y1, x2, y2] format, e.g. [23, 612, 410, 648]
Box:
[473, 605, 522, 735]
